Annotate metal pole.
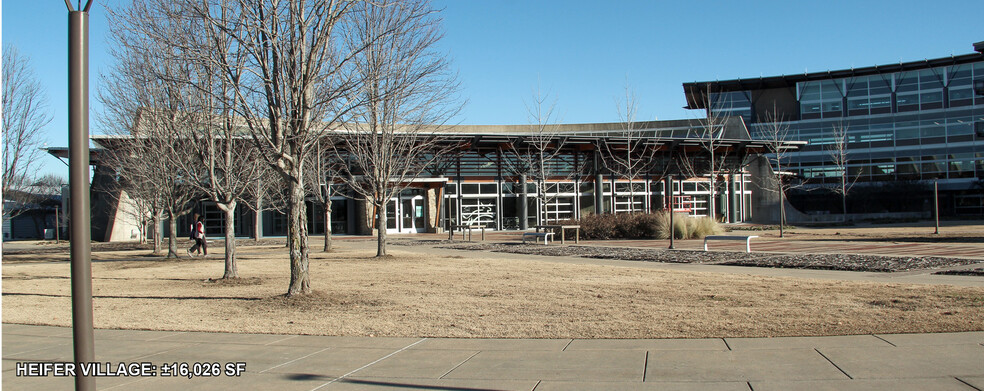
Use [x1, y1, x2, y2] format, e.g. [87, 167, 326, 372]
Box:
[67, 1, 95, 390]
[934, 180, 940, 235]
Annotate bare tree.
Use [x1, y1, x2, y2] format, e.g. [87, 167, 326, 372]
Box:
[305, 137, 343, 252]
[185, 0, 362, 295]
[97, 143, 166, 252]
[2, 45, 53, 222]
[242, 163, 289, 242]
[337, 0, 460, 257]
[501, 82, 575, 226]
[693, 84, 732, 221]
[600, 82, 661, 214]
[102, 3, 201, 258]
[827, 121, 857, 221]
[757, 105, 795, 238]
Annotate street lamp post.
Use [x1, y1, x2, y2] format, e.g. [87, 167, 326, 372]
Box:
[66, 1, 95, 390]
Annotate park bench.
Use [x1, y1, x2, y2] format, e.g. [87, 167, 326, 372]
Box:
[522, 232, 554, 245]
[534, 224, 581, 244]
[703, 235, 759, 253]
[450, 224, 486, 241]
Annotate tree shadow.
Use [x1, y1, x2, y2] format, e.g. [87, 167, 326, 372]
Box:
[282, 374, 505, 391]
[1, 292, 262, 301]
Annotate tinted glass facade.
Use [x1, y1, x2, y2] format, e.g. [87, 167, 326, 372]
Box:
[694, 55, 984, 215]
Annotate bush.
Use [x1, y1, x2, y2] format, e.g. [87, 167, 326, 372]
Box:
[567, 211, 721, 240]
[690, 215, 723, 238]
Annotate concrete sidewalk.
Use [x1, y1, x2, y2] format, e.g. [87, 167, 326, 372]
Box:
[3, 324, 982, 390]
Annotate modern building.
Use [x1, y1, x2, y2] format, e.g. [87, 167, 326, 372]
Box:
[53, 118, 795, 241]
[683, 42, 984, 218]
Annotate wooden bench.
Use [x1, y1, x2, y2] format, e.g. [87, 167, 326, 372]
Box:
[522, 232, 554, 245]
[703, 235, 759, 253]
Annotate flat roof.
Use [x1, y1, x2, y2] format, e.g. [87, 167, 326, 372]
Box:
[683, 51, 984, 110]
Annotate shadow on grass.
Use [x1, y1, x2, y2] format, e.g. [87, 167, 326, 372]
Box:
[1, 292, 262, 301]
[1, 275, 200, 281]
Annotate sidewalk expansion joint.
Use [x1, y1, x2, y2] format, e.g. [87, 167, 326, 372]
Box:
[746, 381, 755, 391]
[259, 347, 332, 374]
[439, 351, 480, 379]
[531, 380, 542, 391]
[562, 339, 573, 351]
[265, 335, 299, 345]
[642, 351, 649, 382]
[872, 334, 897, 347]
[310, 338, 427, 391]
[722, 338, 732, 351]
[814, 348, 853, 379]
[955, 376, 983, 391]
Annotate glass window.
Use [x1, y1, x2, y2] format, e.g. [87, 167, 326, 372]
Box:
[798, 82, 821, 101]
[896, 73, 919, 93]
[480, 183, 497, 194]
[919, 69, 943, 90]
[868, 76, 892, 95]
[820, 80, 843, 99]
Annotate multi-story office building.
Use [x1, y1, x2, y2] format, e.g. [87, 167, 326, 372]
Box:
[684, 42, 984, 216]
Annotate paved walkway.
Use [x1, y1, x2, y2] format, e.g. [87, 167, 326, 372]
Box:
[3, 324, 983, 391]
[433, 230, 984, 260]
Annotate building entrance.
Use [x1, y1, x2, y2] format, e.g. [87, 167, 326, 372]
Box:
[385, 190, 426, 234]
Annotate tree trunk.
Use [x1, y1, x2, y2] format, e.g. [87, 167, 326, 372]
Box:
[376, 200, 387, 257]
[708, 174, 715, 221]
[152, 214, 162, 254]
[166, 209, 179, 258]
[519, 174, 528, 229]
[323, 201, 332, 252]
[218, 201, 238, 279]
[841, 177, 848, 223]
[286, 180, 311, 296]
[777, 174, 785, 238]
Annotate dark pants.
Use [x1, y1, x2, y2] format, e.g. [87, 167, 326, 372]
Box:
[190, 238, 207, 255]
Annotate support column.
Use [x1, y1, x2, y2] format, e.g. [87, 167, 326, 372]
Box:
[728, 174, 736, 223]
[593, 173, 603, 215]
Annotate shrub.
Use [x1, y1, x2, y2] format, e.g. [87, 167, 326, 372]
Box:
[690, 216, 723, 238]
[569, 211, 721, 240]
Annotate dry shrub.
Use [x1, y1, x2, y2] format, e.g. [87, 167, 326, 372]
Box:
[690, 215, 723, 238]
[571, 211, 721, 240]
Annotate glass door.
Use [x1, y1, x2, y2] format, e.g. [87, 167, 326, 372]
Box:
[386, 194, 426, 234]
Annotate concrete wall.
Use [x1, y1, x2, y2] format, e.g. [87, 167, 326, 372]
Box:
[747, 155, 809, 224]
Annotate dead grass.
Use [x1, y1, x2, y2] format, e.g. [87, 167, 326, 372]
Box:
[2, 241, 983, 339]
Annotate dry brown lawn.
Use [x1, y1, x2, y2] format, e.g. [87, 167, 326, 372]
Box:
[3, 241, 983, 338]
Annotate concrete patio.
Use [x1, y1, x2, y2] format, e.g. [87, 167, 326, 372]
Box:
[3, 324, 982, 390]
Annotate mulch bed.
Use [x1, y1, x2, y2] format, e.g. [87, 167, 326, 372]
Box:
[432, 242, 982, 273]
[933, 268, 984, 276]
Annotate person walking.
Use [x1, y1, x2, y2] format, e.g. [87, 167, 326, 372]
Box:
[187, 214, 207, 257]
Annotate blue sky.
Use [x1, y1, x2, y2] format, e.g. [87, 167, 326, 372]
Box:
[3, 0, 983, 178]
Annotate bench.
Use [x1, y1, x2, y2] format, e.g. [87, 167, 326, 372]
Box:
[522, 232, 554, 245]
[450, 224, 486, 241]
[534, 225, 581, 244]
[703, 235, 759, 253]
